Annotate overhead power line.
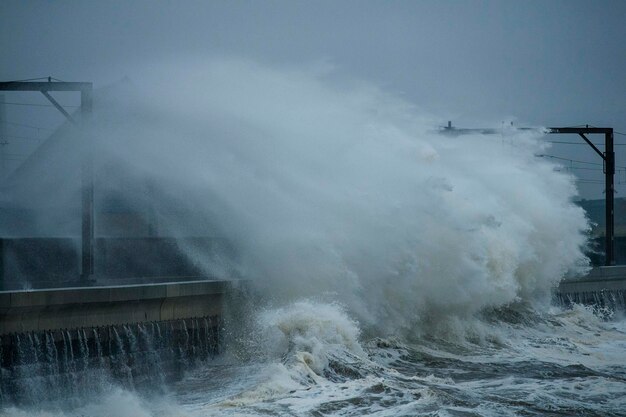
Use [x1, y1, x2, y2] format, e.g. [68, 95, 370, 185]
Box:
[3, 101, 79, 108]
[2, 76, 65, 83]
[547, 140, 626, 146]
[537, 154, 602, 166]
[563, 124, 626, 137]
[3, 134, 40, 141]
[1, 121, 54, 130]
[558, 166, 623, 172]
[536, 153, 626, 170]
[576, 179, 605, 184]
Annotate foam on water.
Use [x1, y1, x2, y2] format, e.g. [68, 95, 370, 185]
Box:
[0, 388, 158, 417]
[257, 301, 365, 372]
[3, 301, 625, 416]
[173, 302, 626, 416]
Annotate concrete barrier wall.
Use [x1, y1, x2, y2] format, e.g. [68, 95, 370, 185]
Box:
[556, 266, 626, 310]
[0, 277, 239, 405]
[559, 266, 626, 292]
[0, 237, 237, 290]
[0, 316, 222, 405]
[0, 279, 233, 334]
[0, 238, 80, 289]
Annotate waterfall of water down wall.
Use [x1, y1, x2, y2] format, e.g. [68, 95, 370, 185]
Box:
[555, 289, 626, 316]
[0, 316, 221, 407]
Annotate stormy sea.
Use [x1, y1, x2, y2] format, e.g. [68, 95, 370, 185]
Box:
[2, 60, 625, 415]
[170, 301, 626, 417]
[2, 299, 625, 416]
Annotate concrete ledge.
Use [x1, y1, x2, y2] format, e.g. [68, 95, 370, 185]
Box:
[559, 279, 626, 294]
[0, 279, 239, 335]
[559, 266, 626, 292]
[556, 267, 626, 310]
[564, 265, 626, 282]
[0, 279, 231, 307]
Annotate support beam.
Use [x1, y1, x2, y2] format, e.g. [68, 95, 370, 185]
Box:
[0, 81, 92, 92]
[548, 127, 612, 135]
[0, 79, 95, 280]
[80, 86, 94, 280]
[548, 126, 615, 266]
[40, 90, 76, 125]
[605, 130, 615, 265]
[0, 95, 6, 178]
[439, 123, 616, 266]
[577, 133, 604, 159]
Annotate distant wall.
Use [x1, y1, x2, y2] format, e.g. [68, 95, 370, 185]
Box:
[0, 237, 236, 290]
[0, 238, 80, 289]
[556, 266, 626, 311]
[587, 236, 626, 266]
[0, 279, 228, 334]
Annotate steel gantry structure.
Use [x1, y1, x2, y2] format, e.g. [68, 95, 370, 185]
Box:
[0, 78, 94, 280]
[547, 126, 615, 266]
[441, 122, 616, 266]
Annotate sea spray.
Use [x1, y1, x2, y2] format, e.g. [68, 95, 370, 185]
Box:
[258, 300, 365, 375]
[0, 59, 623, 417]
[112, 327, 134, 389]
[47, 58, 589, 335]
[0, 388, 158, 417]
[215, 300, 369, 407]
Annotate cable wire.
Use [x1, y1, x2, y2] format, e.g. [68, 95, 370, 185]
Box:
[3, 101, 79, 108]
[537, 154, 626, 170]
[2, 77, 50, 83]
[1, 76, 65, 83]
[3, 134, 40, 141]
[1, 121, 54, 130]
[537, 154, 603, 166]
[560, 167, 616, 172]
[576, 179, 605, 184]
[569, 124, 626, 137]
[546, 141, 626, 146]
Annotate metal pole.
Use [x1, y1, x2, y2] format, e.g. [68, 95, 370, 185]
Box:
[440, 124, 618, 265]
[0, 80, 96, 281]
[80, 86, 94, 280]
[605, 129, 615, 265]
[40, 91, 76, 125]
[0, 95, 6, 178]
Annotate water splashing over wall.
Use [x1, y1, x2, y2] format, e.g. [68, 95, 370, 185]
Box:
[86, 59, 590, 334]
[0, 316, 220, 407]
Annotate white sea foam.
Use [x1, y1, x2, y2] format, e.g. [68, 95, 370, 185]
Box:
[258, 300, 365, 372]
[56, 57, 590, 335]
[0, 388, 165, 417]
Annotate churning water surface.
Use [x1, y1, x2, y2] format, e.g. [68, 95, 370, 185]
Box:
[3, 300, 625, 417]
[171, 301, 626, 417]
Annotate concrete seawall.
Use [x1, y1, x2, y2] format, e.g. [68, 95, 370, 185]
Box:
[0, 279, 241, 404]
[556, 266, 626, 309]
[0, 279, 237, 334]
[558, 266, 626, 293]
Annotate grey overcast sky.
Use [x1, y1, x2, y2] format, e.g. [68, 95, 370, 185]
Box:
[1, 0, 625, 198]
